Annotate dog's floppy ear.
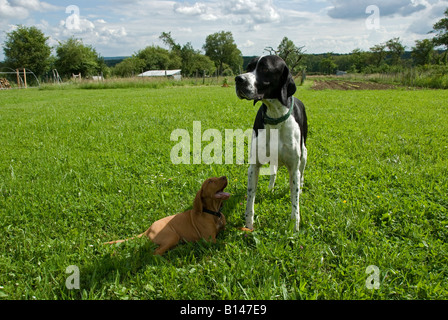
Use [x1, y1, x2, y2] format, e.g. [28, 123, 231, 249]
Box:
[279, 64, 296, 106]
[193, 187, 203, 214]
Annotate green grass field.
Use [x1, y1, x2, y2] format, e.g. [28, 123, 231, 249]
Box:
[1, 83, 447, 300]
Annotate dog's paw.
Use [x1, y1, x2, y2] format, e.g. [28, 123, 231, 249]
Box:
[238, 227, 254, 232]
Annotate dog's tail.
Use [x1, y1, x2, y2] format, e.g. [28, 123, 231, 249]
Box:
[103, 233, 145, 245]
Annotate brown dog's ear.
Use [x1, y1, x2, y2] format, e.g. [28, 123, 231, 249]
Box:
[193, 187, 203, 214]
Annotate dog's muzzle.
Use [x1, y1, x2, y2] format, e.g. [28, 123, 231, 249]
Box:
[235, 75, 248, 99]
[235, 74, 258, 101]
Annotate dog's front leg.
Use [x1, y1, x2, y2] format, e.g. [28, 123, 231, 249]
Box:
[289, 167, 302, 232]
[245, 163, 260, 230]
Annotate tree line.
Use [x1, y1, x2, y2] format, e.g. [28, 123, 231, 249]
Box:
[1, 28, 244, 80]
[1, 8, 447, 80]
[305, 37, 447, 75]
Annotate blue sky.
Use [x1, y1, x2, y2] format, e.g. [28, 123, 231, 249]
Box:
[1, 0, 447, 61]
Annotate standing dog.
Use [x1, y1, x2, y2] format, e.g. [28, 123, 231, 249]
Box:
[105, 176, 230, 255]
[235, 55, 308, 231]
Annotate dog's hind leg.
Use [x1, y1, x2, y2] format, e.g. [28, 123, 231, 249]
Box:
[152, 234, 180, 255]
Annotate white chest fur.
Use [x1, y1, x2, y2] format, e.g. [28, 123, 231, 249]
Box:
[262, 99, 302, 170]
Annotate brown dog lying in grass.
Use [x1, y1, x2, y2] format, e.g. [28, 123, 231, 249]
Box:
[105, 176, 230, 255]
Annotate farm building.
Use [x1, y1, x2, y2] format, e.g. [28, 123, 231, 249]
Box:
[138, 69, 182, 80]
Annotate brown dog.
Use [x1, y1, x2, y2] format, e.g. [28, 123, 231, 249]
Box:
[105, 176, 230, 255]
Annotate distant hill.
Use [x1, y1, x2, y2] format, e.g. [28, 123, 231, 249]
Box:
[103, 56, 130, 67]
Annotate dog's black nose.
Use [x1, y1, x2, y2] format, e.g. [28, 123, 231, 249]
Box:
[235, 75, 244, 84]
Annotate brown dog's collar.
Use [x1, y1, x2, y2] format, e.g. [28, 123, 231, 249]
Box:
[203, 208, 222, 218]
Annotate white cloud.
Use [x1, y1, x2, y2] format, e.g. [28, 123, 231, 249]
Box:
[173, 2, 206, 15]
[171, 0, 280, 28]
[59, 17, 95, 33]
[173, 2, 218, 21]
[200, 13, 218, 21]
[178, 27, 192, 33]
[44, 13, 128, 54]
[222, 0, 280, 24]
[10, 0, 58, 11]
[0, 0, 58, 20]
[327, 0, 427, 20]
[0, 0, 29, 19]
[240, 39, 255, 48]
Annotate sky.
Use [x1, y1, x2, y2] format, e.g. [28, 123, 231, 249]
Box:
[1, 0, 447, 61]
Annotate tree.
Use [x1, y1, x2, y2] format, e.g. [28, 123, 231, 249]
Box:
[266, 37, 305, 75]
[136, 45, 181, 71]
[55, 37, 106, 78]
[320, 54, 337, 74]
[159, 32, 181, 54]
[203, 31, 243, 75]
[159, 32, 215, 77]
[370, 43, 387, 67]
[412, 39, 435, 65]
[112, 56, 146, 77]
[386, 37, 405, 66]
[178, 42, 196, 75]
[433, 8, 448, 49]
[3, 25, 51, 77]
[190, 53, 216, 76]
[432, 7, 448, 64]
[179, 42, 215, 76]
[349, 48, 370, 72]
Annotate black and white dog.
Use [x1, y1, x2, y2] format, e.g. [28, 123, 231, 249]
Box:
[235, 55, 308, 231]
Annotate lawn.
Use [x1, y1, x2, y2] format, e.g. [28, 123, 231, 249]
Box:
[0, 83, 447, 300]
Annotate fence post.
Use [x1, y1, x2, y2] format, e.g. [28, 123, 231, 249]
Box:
[23, 68, 27, 88]
[16, 69, 20, 88]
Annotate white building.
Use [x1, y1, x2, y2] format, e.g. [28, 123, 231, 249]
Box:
[138, 69, 182, 81]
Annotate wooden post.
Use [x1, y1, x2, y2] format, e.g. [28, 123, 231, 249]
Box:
[16, 69, 20, 88]
[23, 68, 27, 88]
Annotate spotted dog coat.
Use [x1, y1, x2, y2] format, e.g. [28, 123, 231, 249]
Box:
[235, 55, 308, 231]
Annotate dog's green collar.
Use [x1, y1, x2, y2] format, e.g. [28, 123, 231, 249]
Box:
[263, 97, 294, 125]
